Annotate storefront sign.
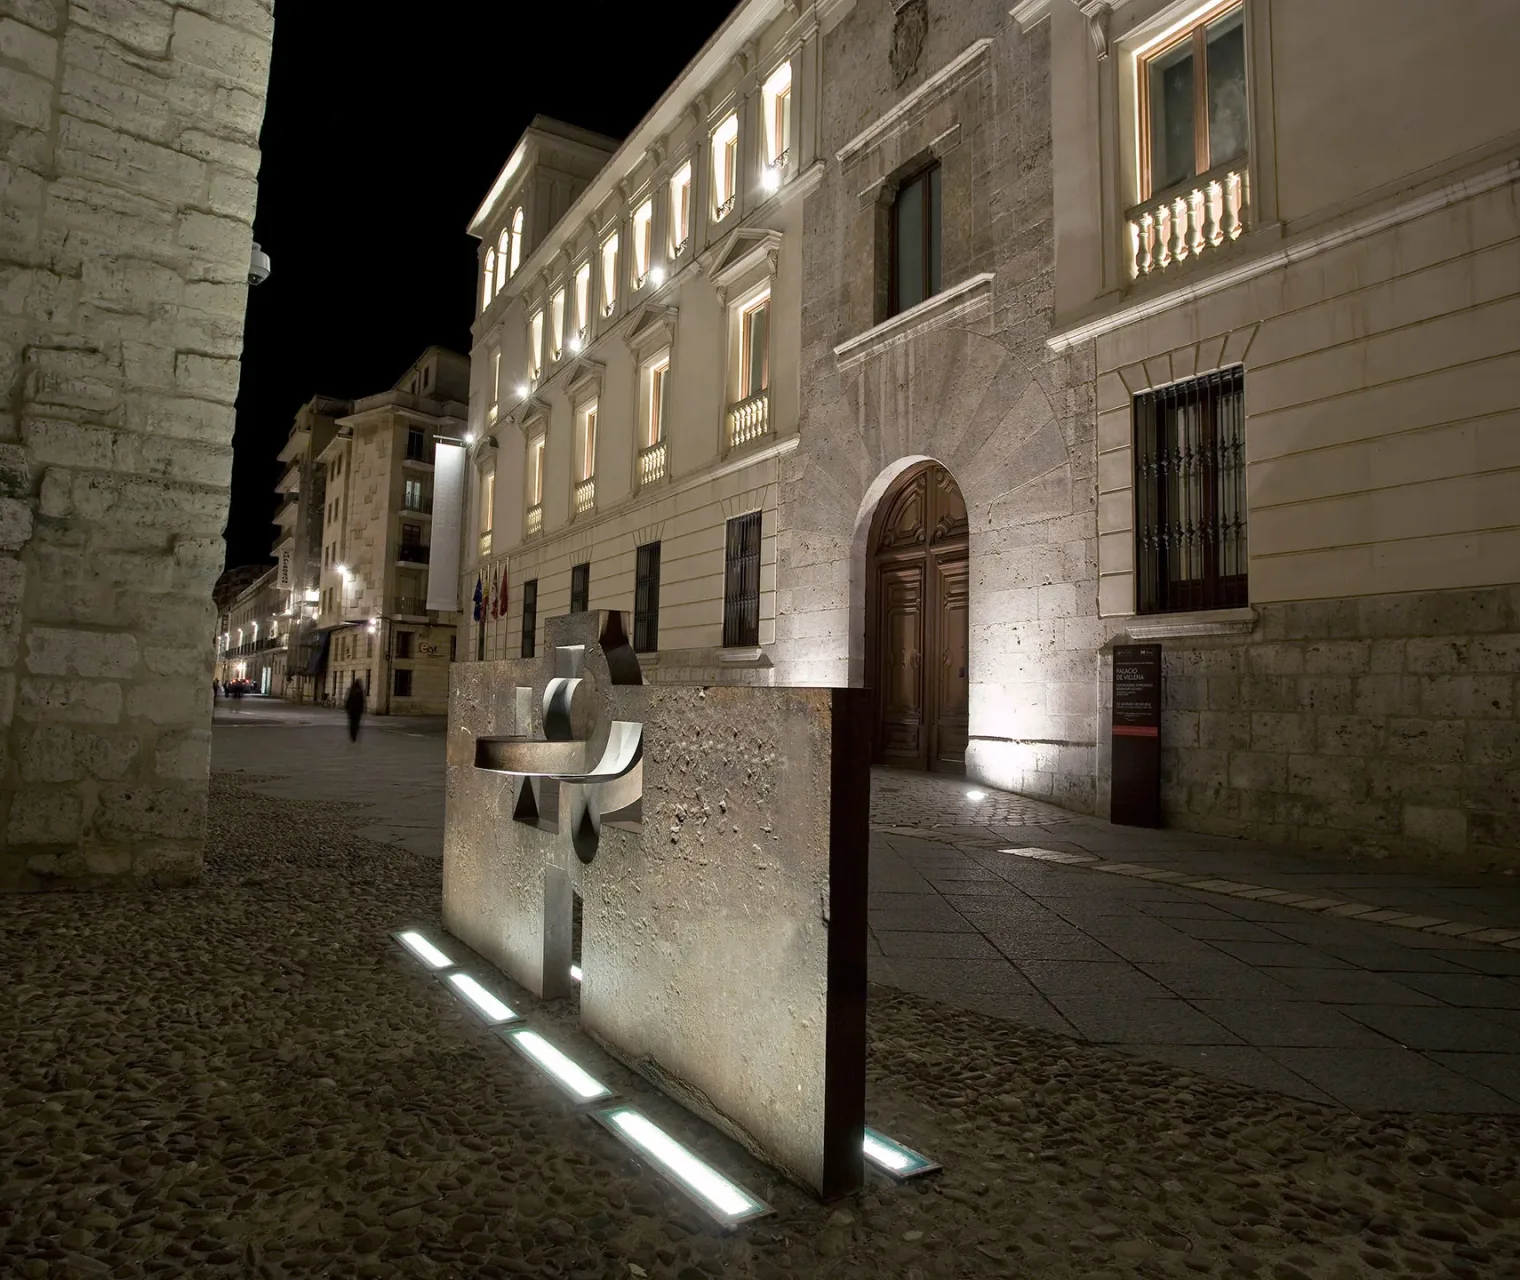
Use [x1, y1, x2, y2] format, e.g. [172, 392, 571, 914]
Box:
[1111, 643, 1161, 827]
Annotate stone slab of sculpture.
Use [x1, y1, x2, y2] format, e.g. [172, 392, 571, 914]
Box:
[443, 611, 870, 1200]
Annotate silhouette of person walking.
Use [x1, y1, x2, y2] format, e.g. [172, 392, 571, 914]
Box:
[345, 677, 366, 743]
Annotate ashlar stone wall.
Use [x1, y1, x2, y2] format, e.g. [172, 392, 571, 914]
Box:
[0, 1, 275, 890]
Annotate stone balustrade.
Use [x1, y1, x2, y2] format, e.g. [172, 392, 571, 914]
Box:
[637, 439, 667, 487]
[526, 504, 543, 536]
[1127, 162, 1249, 279]
[726, 390, 770, 451]
[573, 478, 596, 516]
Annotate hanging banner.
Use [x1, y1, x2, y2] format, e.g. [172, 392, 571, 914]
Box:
[277, 543, 292, 591]
[427, 442, 467, 612]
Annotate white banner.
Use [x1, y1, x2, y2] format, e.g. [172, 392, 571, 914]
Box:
[277, 544, 292, 590]
[427, 441, 466, 613]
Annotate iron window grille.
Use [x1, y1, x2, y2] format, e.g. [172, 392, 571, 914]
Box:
[634, 541, 661, 653]
[1133, 366, 1247, 615]
[521, 579, 538, 658]
[570, 562, 590, 614]
[722, 511, 762, 648]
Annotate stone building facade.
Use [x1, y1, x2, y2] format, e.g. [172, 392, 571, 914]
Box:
[214, 565, 283, 694]
[0, 2, 275, 890]
[317, 348, 466, 715]
[458, 4, 831, 683]
[1029, 0, 1520, 870]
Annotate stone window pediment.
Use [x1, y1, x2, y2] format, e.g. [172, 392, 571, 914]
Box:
[625, 304, 679, 359]
[563, 355, 606, 404]
[708, 227, 783, 298]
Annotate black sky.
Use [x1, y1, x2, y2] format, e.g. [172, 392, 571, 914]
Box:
[227, 0, 736, 570]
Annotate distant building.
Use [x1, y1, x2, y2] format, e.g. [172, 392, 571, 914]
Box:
[317, 347, 468, 713]
[274, 394, 351, 703]
[215, 568, 285, 695]
[212, 564, 271, 615]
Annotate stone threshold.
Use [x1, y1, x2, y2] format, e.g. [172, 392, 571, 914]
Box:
[1003, 848, 1520, 950]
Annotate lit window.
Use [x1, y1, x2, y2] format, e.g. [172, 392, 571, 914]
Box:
[482, 248, 496, 310]
[573, 261, 591, 341]
[600, 234, 619, 315]
[711, 113, 738, 219]
[890, 164, 941, 316]
[1141, 3, 1247, 197]
[479, 467, 495, 557]
[529, 309, 543, 378]
[496, 226, 510, 296]
[669, 162, 692, 254]
[740, 292, 769, 398]
[761, 61, 792, 179]
[489, 347, 501, 421]
[528, 434, 545, 506]
[574, 400, 597, 482]
[642, 353, 669, 448]
[509, 206, 524, 276]
[632, 199, 653, 287]
[550, 288, 565, 359]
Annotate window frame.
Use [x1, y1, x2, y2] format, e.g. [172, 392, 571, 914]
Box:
[570, 561, 590, 614]
[669, 162, 692, 255]
[521, 578, 538, 658]
[573, 260, 591, 342]
[739, 291, 770, 400]
[888, 162, 941, 318]
[393, 667, 413, 697]
[600, 233, 619, 316]
[573, 399, 598, 483]
[641, 351, 670, 449]
[509, 206, 524, 276]
[482, 248, 496, 310]
[711, 113, 739, 221]
[528, 308, 544, 380]
[1138, 0, 1246, 200]
[549, 288, 565, 360]
[527, 433, 545, 508]
[631, 198, 654, 288]
[722, 511, 762, 649]
[761, 61, 793, 173]
[634, 540, 661, 653]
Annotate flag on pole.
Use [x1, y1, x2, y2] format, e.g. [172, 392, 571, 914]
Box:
[472, 575, 482, 622]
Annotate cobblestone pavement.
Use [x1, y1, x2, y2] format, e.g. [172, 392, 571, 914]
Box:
[3, 766, 1518, 1279]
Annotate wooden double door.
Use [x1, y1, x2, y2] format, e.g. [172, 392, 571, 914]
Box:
[867, 463, 970, 773]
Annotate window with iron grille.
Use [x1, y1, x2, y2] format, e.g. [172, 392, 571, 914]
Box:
[570, 562, 590, 613]
[722, 511, 762, 648]
[393, 667, 413, 697]
[521, 578, 538, 658]
[1133, 366, 1247, 614]
[634, 541, 661, 652]
[406, 427, 425, 460]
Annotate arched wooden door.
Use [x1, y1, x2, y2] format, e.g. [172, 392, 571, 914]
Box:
[866, 462, 970, 773]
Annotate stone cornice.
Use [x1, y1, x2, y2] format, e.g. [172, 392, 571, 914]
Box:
[836, 38, 993, 166]
[833, 272, 995, 371]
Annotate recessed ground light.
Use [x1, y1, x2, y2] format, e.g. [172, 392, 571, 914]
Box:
[593, 1106, 771, 1228]
[965, 789, 987, 802]
[862, 1126, 940, 1180]
[393, 929, 453, 970]
[503, 1028, 614, 1102]
[446, 972, 520, 1025]
[570, 964, 583, 983]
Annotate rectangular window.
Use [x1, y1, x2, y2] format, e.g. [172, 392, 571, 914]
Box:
[643, 354, 669, 448]
[891, 164, 941, 316]
[521, 578, 538, 658]
[573, 261, 591, 341]
[406, 427, 425, 461]
[570, 562, 589, 613]
[404, 478, 423, 511]
[632, 199, 653, 286]
[450, 634, 457, 662]
[669, 162, 692, 253]
[722, 511, 762, 648]
[1133, 366, 1247, 615]
[711, 113, 739, 219]
[740, 294, 770, 398]
[529, 309, 544, 379]
[528, 435, 545, 506]
[550, 288, 565, 359]
[395, 630, 414, 659]
[574, 401, 597, 482]
[634, 541, 661, 653]
[762, 61, 792, 173]
[1142, 3, 1247, 197]
[393, 667, 413, 697]
[490, 347, 501, 418]
[600, 234, 619, 315]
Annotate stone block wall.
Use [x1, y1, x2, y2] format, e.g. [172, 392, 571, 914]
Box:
[0, 1, 275, 890]
[1126, 586, 1520, 871]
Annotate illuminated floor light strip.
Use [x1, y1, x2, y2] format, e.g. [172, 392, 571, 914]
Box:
[446, 972, 520, 1025]
[593, 1106, 772, 1228]
[503, 1028, 615, 1103]
[965, 789, 987, 802]
[570, 964, 583, 983]
[862, 1127, 940, 1180]
[392, 929, 455, 971]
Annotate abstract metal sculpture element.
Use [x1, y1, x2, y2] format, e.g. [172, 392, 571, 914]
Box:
[444, 611, 870, 1199]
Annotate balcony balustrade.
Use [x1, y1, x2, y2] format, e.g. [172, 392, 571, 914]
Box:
[726, 390, 770, 451]
[1126, 161, 1249, 280]
[397, 543, 430, 564]
[392, 597, 429, 617]
[637, 439, 667, 487]
[526, 503, 543, 536]
[401, 494, 433, 515]
[573, 477, 596, 516]
[478, 530, 493, 558]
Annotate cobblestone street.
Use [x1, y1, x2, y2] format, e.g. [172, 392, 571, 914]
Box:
[1, 702, 1517, 1278]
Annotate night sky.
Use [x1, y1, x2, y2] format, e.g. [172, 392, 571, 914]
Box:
[226, 1, 736, 570]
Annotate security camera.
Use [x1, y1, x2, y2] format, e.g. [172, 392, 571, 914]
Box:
[248, 241, 271, 286]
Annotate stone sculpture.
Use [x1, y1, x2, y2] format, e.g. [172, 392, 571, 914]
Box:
[444, 611, 870, 1199]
